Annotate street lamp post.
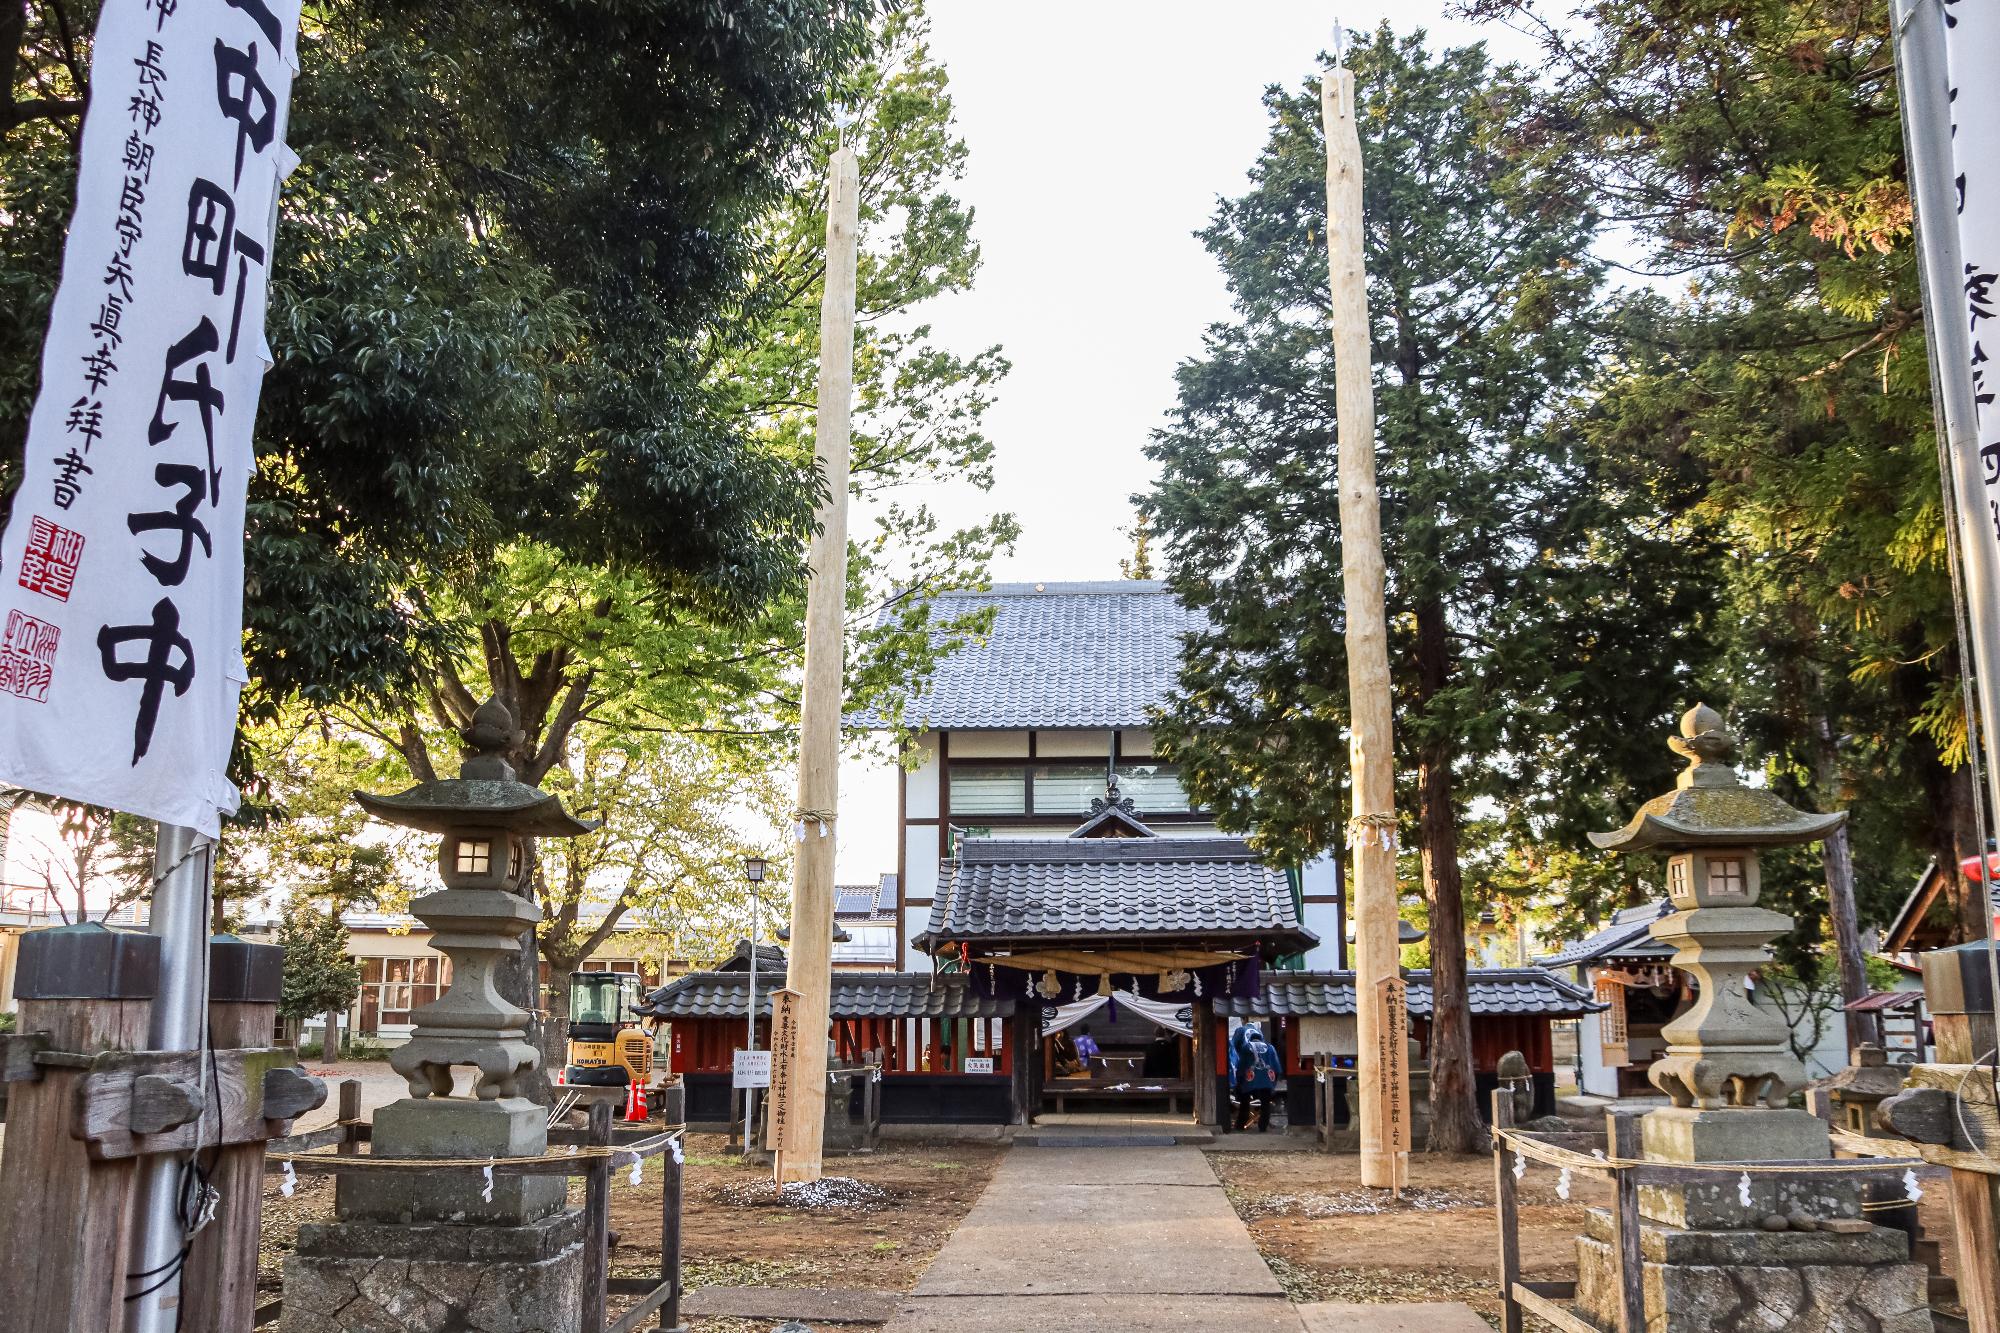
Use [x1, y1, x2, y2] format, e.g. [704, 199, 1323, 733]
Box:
[743, 856, 768, 1153]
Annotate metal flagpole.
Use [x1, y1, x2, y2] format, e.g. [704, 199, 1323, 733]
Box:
[124, 825, 215, 1333]
[1892, 0, 2000, 1007]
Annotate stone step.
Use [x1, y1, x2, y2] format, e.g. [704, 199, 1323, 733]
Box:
[1012, 1131, 1213, 1147]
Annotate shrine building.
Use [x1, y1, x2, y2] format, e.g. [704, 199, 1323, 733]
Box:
[641, 581, 1599, 1130]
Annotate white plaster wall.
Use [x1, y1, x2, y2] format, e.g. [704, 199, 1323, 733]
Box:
[949, 730, 1031, 758]
[1037, 729, 1113, 758]
[903, 826, 939, 900]
[905, 733, 940, 820]
[1120, 728, 1157, 757]
[1299, 852, 1342, 971]
[1576, 1007, 1621, 1097]
[902, 905, 932, 969]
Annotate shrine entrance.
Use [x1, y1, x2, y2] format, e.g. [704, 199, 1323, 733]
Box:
[1040, 986, 1197, 1116]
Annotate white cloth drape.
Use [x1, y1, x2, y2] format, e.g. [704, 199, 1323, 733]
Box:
[1040, 989, 1193, 1038]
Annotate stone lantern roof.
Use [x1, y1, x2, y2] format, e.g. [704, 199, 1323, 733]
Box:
[353, 698, 599, 837]
[1588, 703, 1844, 854]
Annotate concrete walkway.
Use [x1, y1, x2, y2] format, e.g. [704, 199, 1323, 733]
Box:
[883, 1144, 1299, 1332]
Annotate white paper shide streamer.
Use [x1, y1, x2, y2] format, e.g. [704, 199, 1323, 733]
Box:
[0, 0, 302, 833]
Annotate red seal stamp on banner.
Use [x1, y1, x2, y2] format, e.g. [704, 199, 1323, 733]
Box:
[18, 516, 84, 603]
[0, 610, 59, 702]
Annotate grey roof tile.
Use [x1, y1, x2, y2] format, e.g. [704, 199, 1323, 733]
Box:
[919, 834, 1314, 950]
[635, 971, 1011, 1020]
[1536, 900, 1675, 968]
[848, 582, 1204, 730]
[1213, 968, 1604, 1019]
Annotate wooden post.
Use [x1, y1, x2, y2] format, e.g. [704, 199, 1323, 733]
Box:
[1605, 1108, 1649, 1331]
[657, 1135, 685, 1333]
[336, 1077, 362, 1155]
[1949, 1167, 2000, 1333]
[1322, 58, 1408, 1192]
[182, 998, 278, 1332]
[1491, 1089, 1522, 1333]
[0, 994, 150, 1331]
[776, 141, 860, 1186]
[583, 1100, 613, 1333]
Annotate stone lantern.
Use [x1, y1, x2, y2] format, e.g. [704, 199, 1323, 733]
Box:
[1589, 702, 1843, 1130]
[1574, 704, 1931, 1333]
[280, 699, 598, 1333]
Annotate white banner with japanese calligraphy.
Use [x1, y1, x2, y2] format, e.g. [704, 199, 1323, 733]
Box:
[1948, 5, 2000, 630]
[0, 0, 299, 835]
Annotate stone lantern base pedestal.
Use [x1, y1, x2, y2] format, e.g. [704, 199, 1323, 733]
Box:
[1572, 1108, 1931, 1332]
[279, 1098, 584, 1332]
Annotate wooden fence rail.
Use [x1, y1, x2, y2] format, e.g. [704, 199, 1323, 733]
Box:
[253, 1081, 686, 1333]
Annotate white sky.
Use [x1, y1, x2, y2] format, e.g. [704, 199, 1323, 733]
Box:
[832, 1, 1542, 884]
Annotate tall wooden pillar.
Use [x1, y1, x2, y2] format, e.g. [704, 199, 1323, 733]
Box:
[1322, 57, 1409, 1191]
[776, 141, 861, 1184]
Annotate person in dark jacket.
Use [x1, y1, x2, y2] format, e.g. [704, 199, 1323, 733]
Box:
[1231, 1023, 1280, 1132]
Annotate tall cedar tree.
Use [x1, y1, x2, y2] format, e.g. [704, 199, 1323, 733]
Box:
[1144, 30, 1715, 1151]
[1462, 0, 1963, 973]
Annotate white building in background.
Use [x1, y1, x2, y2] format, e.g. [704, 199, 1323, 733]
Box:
[849, 581, 1344, 971]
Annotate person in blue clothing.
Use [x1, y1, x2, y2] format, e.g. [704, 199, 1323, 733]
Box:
[1230, 1023, 1280, 1132]
[1071, 1025, 1101, 1072]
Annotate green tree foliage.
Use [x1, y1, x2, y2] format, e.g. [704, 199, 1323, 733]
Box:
[1462, 0, 1963, 957]
[1143, 29, 1716, 1149]
[276, 895, 362, 1034]
[528, 728, 787, 1070]
[3, 0, 881, 722]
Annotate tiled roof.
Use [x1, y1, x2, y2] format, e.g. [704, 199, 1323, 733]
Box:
[848, 581, 1203, 730]
[835, 875, 899, 921]
[918, 835, 1314, 952]
[1213, 969, 1604, 1019]
[634, 971, 1012, 1021]
[1536, 901, 1675, 968]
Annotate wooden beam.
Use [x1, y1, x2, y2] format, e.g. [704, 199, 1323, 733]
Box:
[776, 141, 860, 1185]
[1321, 55, 1407, 1192]
[1950, 1167, 2000, 1333]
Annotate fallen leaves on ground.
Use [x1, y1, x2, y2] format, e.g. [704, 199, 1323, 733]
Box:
[711, 1176, 890, 1212]
[1240, 1184, 1486, 1218]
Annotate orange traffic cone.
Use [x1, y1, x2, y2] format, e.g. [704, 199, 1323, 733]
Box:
[624, 1080, 648, 1123]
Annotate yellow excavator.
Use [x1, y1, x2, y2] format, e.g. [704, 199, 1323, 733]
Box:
[559, 971, 653, 1099]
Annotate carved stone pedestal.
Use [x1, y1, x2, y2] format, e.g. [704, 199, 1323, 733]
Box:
[1572, 1109, 1931, 1333]
[1575, 1206, 1931, 1333]
[282, 1208, 584, 1332]
[282, 1099, 582, 1332]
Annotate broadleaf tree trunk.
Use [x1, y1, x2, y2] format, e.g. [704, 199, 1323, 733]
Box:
[1414, 597, 1480, 1154]
[323, 1006, 340, 1061]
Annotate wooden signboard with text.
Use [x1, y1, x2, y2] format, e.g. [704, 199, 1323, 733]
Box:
[764, 988, 802, 1157]
[1378, 975, 1410, 1162]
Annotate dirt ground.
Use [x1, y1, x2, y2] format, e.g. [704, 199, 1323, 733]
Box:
[609, 1133, 1004, 1296]
[1206, 1148, 1608, 1324]
[257, 1132, 1004, 1327]
[1206, 1147, 1971, 1329]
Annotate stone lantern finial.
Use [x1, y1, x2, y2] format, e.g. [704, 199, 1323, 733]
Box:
[1669, 702, 1735, 787]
